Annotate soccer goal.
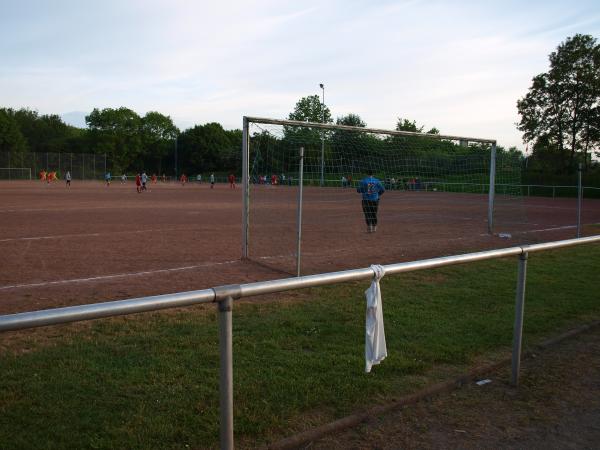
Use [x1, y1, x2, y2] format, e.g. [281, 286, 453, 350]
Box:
[241, 117, 522, 276]
[0, 167, 32, 180]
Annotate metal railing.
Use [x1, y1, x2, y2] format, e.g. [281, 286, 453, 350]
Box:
[1, 235, 600, 449]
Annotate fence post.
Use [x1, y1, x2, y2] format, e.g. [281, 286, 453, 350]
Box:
[219, 296, 234, 450]
[527, 185, 530, 197]
[577, 163, 582, 238]
[296, 147, 305, 277]
[511, 251, 528, 386]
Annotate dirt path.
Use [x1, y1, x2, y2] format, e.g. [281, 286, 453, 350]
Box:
[308, 326, 600, 449]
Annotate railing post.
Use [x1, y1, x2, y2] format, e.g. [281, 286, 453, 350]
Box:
[511, 251, 528, 386]
[219, 296, 234, 450]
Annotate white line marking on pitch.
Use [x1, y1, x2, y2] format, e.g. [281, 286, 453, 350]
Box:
[0, 206, 123, 214]
[478, 224, 596, 237]
[0, 260, 239, 291]
[0, 227, 204, 243]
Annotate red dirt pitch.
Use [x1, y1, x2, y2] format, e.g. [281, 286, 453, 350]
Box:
[1, 180, 598, 314]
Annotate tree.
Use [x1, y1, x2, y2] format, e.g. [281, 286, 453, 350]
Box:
[0, 108, 27, 154]
[2, 108, 79, 153]
[517, 34, 600, 172]
[396, 118, 424, 133]
[288, 95, 332, 123]
[177, 122, 238, 175]
[391, 117, 446, 156]
[284, 96, 334, 173]
[336, 113, 366, 128]
[140, 111, 179, 174]
[332, 114, 369, 163]
[86, 107, 143, 172]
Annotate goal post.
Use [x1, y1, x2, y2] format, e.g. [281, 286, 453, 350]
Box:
[242, 116, 504, 275]
[0, 167, 32, 180]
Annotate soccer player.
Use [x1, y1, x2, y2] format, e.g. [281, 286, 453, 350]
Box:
[151, 174, 157, 184]
[141, 172, 148, 191]
[210, 173, 215, 189]
[65, 171, 72, 187]
[180, 173, 188, 185]
[196, 174, 202, 183]
[105, 172, 111, 186]
[228, 173, 236, 189]
[357, 170, 385, 233]
[121, 174, 127, 183]
[135, 173, 142, 193]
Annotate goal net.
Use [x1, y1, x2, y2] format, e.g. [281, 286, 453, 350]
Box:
[242, 117, 523, 275]
[0, 167, 32, 180]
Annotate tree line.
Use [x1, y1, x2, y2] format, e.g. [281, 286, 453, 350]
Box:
[0, 107, 242, 176]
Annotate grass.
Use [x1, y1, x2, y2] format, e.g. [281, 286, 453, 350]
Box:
[1, 244, 599, 449]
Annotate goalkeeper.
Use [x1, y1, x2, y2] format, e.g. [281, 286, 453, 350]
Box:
[357, 170, 385, 233]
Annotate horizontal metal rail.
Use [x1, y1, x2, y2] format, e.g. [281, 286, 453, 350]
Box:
[246, 116, 496, 144]
[1, 236, 599, 333]
[0, 289, 215, 332]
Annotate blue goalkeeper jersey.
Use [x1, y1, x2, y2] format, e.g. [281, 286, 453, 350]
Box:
[357, 176, 385, 201]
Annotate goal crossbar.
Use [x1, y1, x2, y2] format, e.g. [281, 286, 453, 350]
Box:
[244, 116, 497, 145]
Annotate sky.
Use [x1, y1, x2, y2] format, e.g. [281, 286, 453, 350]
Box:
[1, 0, 599, 150]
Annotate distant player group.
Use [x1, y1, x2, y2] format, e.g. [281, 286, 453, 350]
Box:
[38, 167, 383, 233]
[39, 169, 237, 192]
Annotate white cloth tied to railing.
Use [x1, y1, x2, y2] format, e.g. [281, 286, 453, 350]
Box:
[365, 264, 387, 373]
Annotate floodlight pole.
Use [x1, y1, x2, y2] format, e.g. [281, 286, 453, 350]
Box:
[320, 83, 325, 187]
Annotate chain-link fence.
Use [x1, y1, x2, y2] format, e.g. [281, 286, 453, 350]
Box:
[0, 152, 107, 180]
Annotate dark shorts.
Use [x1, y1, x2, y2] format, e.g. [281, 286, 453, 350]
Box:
[362, 199, 379, 226]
